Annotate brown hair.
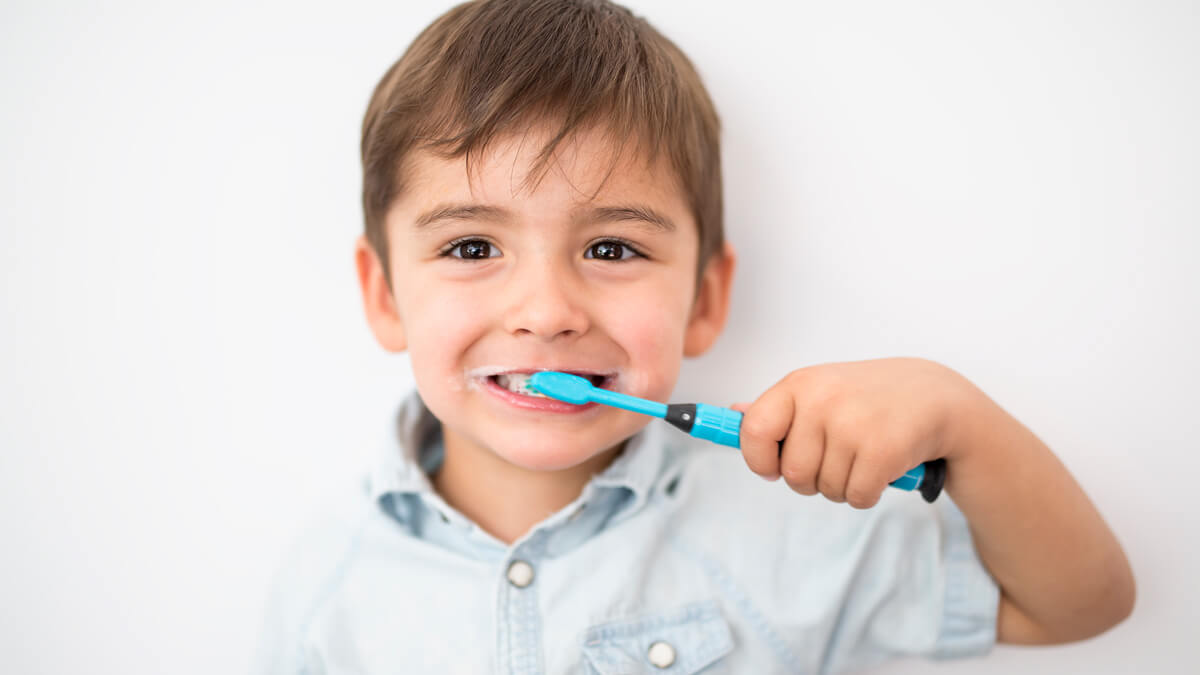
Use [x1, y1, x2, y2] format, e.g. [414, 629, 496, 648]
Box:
[361, 0, 723, 292]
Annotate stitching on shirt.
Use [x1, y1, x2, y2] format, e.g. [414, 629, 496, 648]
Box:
[294, 512, 373, 675]
[497, 533, 547, 675]
[668, 533, 805, 672]
[582, 599, 721, 640]
[581, 599, 733, 672]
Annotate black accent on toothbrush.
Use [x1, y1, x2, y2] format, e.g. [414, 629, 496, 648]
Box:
[665, 404, 697, 433]
[919, 458, 947, 503]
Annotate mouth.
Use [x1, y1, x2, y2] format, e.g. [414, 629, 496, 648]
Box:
[472, 367, 617, 413]
[489, 370, 615, 397]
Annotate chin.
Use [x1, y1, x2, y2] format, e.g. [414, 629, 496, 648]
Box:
[491, 432, 616, 472]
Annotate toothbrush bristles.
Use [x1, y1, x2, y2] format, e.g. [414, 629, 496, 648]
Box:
[508, 373, 547, 398]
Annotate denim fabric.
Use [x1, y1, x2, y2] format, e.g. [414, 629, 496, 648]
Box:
[254, 388, 999, 674]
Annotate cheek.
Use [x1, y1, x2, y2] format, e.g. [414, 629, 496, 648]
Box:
[606, 289, 691, 399]
[402, 280, 490, 387]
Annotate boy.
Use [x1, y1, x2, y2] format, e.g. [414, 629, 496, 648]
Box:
[255, 0, 1134, 672]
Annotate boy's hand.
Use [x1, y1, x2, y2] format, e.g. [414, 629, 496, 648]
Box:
[731, 357, 979, 509]
[731, 357, 1136, 645]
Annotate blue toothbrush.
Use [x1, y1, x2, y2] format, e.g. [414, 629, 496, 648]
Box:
[528, 371, 946, 502]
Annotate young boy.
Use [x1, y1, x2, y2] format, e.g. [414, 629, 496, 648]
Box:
[255, 0, 1134, 672]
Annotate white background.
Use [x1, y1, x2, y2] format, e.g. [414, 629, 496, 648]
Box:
[1, 0, 1196, 672]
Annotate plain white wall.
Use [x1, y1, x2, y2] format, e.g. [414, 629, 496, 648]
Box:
[1, 0, 1196, 672]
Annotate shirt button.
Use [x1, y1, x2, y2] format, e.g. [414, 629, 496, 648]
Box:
[647, 640, 676, 668]
[506, 559, 535, 588]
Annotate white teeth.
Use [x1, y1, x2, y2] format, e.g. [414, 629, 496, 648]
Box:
[496, 373, 547, 398]
[490, 371, 613, 397]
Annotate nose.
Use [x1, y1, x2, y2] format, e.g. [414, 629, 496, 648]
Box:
[501, 257, 590, 341]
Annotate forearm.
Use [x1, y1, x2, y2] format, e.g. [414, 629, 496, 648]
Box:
[942, 378, 1135, 643]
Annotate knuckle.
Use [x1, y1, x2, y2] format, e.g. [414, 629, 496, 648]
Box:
[804, 380, 837, 411]
[744, 456, 776, 479]
[818, 477, 843, 500]
[846, 486, 880, 509]
[780, 464, 813, 490]
[858, 442, 891, 467]
[740, 414, 773, 443]
[739, 441, 773, 467]
[815, 366, 847, 394]
[784, 369, 810, 388]
[741, 456, 767, 475]
[827, 403, 865, 433]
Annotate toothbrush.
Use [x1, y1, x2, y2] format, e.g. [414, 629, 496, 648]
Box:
[526, 371, 947, 502]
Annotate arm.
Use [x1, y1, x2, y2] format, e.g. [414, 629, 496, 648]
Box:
[734, 357, 1137, 648]
[943, 376, 1136, 644]
[735, 357, 1136, 645]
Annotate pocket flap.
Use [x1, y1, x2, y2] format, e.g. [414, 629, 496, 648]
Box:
[582, 599, 734, 674]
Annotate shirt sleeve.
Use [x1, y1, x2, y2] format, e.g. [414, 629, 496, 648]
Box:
[662, 446, 1001, 673]
[929, 494, 1001, 658]
[828, 492, 1000, 673]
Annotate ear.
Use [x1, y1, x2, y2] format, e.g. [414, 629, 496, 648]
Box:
[354, 235, 407, 352]
[683, 240, 736, 357]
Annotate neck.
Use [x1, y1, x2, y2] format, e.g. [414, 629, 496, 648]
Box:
[432, 427, 625, 545]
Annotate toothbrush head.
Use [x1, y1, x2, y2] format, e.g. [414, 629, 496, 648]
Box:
[528, 371, 595, 405]
[496, 372, 550, 398]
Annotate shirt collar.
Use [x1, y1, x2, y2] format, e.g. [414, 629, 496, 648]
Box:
[367, 387, 683, 526]
[367, 388, 443, 500]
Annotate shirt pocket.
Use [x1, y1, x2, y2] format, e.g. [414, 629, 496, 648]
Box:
[581, 599, 734, 674]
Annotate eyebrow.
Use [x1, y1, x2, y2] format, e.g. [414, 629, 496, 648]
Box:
[412, 202, 677, 233]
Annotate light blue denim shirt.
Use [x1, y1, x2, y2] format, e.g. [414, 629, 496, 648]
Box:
[254, 388, 999, 674]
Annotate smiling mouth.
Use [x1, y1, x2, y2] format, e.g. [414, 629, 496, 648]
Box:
[486, 370, 615, 397]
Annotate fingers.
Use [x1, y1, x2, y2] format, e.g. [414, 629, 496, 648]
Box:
[843, 443, 913, 509]
[738, 390, 794, 481]
[815, 437, 855, 503]
[844, 459, 886, 510]
[777, 415, 824, 496]
[740, 386, 888, 508]
[737, 362, 934, 509]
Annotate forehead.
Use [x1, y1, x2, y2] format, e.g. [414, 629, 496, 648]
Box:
[391, 123, 691, 230]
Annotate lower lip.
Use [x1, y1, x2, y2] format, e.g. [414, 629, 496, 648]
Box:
[479, 375, 602, 413]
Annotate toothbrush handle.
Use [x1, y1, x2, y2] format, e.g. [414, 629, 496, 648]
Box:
[669, 403, 946, 503]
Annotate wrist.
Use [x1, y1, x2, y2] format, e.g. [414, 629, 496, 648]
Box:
[939, 372, 1000, 466]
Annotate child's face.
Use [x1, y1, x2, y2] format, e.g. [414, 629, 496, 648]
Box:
[357, 123, 733, 472]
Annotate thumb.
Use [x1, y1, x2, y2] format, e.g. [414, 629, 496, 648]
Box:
[729, 402, 751, 413]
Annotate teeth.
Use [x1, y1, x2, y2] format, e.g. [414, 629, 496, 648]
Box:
[492, 371, 612, 397]
[496, 373, 548, 398]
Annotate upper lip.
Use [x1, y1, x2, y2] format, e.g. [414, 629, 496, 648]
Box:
[469, 366, 617, 378]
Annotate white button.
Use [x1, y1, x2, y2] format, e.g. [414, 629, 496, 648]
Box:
[506, 560, 535, 588]
[647, 640, 676, 668]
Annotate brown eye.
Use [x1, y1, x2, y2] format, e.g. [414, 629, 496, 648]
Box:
[585, 240, 639, 261]
[448, 239, 496, 259]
